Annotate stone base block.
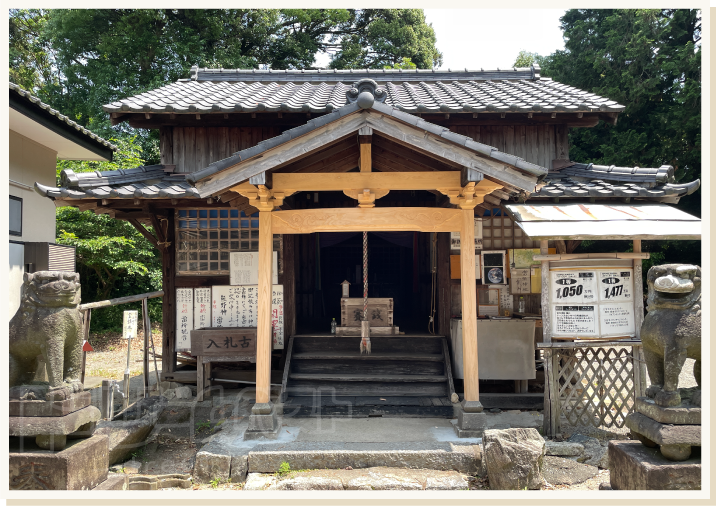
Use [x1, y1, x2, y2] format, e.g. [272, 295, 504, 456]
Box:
[453, 410, 486, 438]
[635, 397, 701, 425]
[609, 440, 700, 490]
[9, 405, 101, 437]
[625, 412, 700, 446]
[451, 419, 485, 438]
[245, 402, 280, 440]
[193, 451, 231, 484]
[9, 391, 91, 417]
[9, 434, 109, 490]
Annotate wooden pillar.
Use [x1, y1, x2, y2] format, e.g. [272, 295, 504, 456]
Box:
[256, 211, 273, 404]
[460, 208, 479, 402]
[161, 212, 176, 376]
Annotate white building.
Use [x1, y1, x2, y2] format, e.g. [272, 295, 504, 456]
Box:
[9, 83, 117, 318]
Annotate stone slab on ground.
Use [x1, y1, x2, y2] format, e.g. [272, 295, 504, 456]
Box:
[248, 441, 482, 475]
[568, 434, 609, 469]
[543, 456, 598, 485]
[244, 467, 469, 491]
[609, 440, 701, 490]
[93, 474, 128, 490]
[95, 396, 167, 465]
[9, 405, 101, 436]
[545, 441, 584, 457]
[625, 412, 701, 446]
[635, 397, 701, 425]
[9, 391, 91, 417]
[9, 434, 108, 490]
[482, 428, 545, 490]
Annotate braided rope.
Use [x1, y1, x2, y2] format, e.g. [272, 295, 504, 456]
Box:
[363, 231, 368, 320]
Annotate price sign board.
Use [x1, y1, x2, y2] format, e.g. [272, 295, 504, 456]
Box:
[551, 271, 597, 304]
[550, 263, 636, 339]
[598, 271, 634, 303]
[123, 310, 138, 340]
[211, 285, 284, 349]
[194, 287, 211, 331]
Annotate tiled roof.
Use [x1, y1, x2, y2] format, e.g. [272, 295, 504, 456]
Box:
[187, 92, 547, 186]
[549, 163, 675, 185]
[10, 82, 117, 151]
[103, 65, 625, 116]
[535, 176, 700, 200]
[35, 167, 199, 200]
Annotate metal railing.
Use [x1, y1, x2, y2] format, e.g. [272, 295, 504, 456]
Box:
[79, 290, 164, 416]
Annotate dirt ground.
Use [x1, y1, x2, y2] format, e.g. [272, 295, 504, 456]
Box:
[85, 325, 164, 381]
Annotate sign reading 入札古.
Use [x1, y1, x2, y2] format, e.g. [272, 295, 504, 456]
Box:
[550, 265, 635, 339]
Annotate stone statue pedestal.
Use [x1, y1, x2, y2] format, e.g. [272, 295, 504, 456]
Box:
[625, 391, 701, 462]
[608, 440, 700, 490]
[9, 387, 100, 451]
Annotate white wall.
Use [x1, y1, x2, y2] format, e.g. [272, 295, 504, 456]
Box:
[9, 129, 58, 243]
[9, 129, 58, 319]
[9, 242, 24, 318]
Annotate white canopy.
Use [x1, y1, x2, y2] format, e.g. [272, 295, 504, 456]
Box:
[503, 203, 701, 240]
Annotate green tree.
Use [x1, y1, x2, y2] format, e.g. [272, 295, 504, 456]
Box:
[384, 57, 417, 70]
[9, 9, 55, 92]
[540, 9, 701, 270]
[512, 50, 542, 68]
[541, 9, 700, 216]
[56, 137, 162, 330]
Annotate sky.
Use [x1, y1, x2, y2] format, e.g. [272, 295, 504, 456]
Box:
[314, 9, 567, 70]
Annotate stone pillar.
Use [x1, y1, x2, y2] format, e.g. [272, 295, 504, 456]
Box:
[455, 207, 486, 437]
[245, 211, 280, 439]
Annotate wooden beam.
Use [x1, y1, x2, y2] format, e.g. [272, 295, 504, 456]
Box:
[461, 207, 479, 402]
[256, 211, 273, 404]
[272, 207, 463, 234]
[162, 213, 176, 374]
[366, 113, 540, 192]
[127, 218, 160, 249]
[359, 138, 371, 173]
[272, 171, 462, 192]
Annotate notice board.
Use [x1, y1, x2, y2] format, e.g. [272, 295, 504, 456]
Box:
[211, 285, 284, 349]
[176, 288, 193, 351]
[229, 252, 278, 285]
[549, 261, 635, 339]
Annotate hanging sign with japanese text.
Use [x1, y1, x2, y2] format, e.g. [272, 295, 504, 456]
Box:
[175, 288, 193, 351]
[194, 287, 211, 331]
[549, 264, 636, 339]
[211, 285, 284, 349]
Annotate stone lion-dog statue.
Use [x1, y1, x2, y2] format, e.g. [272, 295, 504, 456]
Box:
[9, 271, 84, 400]
[641, 264, 701, 408]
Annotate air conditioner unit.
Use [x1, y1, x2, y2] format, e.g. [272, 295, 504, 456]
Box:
[481, 250, 507, 285]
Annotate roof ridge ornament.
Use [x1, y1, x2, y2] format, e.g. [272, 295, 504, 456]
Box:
[346, 79, 386, 108]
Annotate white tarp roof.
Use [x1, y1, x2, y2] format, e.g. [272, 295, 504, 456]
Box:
[503, 203, 701, 240]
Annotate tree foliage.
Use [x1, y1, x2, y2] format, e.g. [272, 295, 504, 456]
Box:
[12, 9, 440, 147]
[512, 50, 542, 68]
[537, 9, 701, 269]
[540, 9, 701, 217]
[55, 138, 162, 330]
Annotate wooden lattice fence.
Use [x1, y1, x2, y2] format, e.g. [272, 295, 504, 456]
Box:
[542, 343, 646, 436]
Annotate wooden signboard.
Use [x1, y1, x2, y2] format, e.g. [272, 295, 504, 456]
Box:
[190, 327, 257, 358]
[176, 288, 193, 351]
[340, 298, 393, 327]
[211, 285, 284, 349]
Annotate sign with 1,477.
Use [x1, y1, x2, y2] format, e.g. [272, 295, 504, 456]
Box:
[550, 266, 635, 339]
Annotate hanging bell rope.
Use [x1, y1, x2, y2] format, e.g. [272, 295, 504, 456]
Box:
[360, 230, 371, 354]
